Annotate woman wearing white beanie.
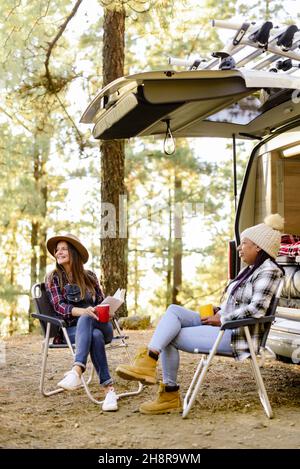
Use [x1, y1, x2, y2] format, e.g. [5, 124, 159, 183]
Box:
[239, 213, 284, 260]
[116, 214, 284, 415]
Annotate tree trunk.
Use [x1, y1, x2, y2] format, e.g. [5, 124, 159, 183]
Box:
[100, 8, 127, 316]
[38, 145, 48, 282]
[166, 188, 172, 307]
[264, 0, 270, 18]
[172, 176, 182, 304]
[28, 138, 40, 332]
[28, 220, 39, 332]
[133, 241, 139, 315]
[28, 134, 49, 331]
[8, 232, 17, 336]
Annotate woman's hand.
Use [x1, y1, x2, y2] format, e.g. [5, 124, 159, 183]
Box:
[84, 306, 98, 320]
[201, 312, 221, 327]
[72, 306, 98, 320]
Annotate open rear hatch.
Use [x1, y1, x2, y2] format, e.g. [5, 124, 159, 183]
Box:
[80, 69, 300, 140]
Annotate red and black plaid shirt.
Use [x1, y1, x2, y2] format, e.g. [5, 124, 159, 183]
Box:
[45, 270, 104, 326]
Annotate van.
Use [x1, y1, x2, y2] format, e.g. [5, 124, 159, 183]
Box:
[80, 20, 300, 363]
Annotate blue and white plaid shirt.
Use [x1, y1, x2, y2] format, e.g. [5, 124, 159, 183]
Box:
[220, 258, 283, 360]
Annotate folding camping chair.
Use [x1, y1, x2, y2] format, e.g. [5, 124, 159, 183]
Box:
[31, 282, 143, 405]
[182, 279, 284, 419]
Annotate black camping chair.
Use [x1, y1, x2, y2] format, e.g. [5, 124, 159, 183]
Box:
[182, 279, 284, 419]
[31, 282, 143, 405]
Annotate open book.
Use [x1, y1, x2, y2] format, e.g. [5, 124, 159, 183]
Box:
[100, 288, 126, 315]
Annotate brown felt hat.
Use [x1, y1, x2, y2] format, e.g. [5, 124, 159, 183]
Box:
[46, 233, 89, 264]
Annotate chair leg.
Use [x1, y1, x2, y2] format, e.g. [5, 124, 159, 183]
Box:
[182, 331, 225, 419]
[60, 328, 106, 405]
[39, 323, 65, 397]
[86, 365, 94, 385]
[79, 377, 143, 405]
[111, 318, 144, 399]
[40, 326, 102, 404]
[257, 345, 276, 367]
[111, 319, 136, 365]
[244, 326, 273, 419]
[40, 324, 143, 404]
[68, 326, 143, 405]
[116, 382, 144, 399]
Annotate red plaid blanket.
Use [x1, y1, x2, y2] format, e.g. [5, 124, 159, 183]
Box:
[279, 234, 300, 257]
[281, 234, 300, 244]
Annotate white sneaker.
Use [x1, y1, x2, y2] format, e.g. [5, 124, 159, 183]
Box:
[57, 369, 82, 390]
[102, 389, 118, 411]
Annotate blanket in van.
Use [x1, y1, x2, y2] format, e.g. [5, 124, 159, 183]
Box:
[277, 235, 300, 306]
[278, 234, 300, 258]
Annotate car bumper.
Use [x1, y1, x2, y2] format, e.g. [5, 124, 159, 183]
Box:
[267, 319, 300, 362]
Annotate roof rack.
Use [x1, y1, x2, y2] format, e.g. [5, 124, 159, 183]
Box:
[168, 19, 300, 74]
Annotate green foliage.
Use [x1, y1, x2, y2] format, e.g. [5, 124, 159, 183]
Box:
[0, 0, 99, 335]
[237, 0, 297, 21]
[0, 0, 290, 334]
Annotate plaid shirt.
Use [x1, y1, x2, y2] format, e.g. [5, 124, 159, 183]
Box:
[220, 259, 283, 360]
[45, 270, 104, 327]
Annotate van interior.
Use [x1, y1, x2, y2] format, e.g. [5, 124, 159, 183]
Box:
[238, 127, 300, 236]
[237, 127, 300, 324]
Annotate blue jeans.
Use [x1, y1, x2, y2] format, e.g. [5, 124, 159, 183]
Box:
[66, 315, 114, 387]
[149, 304, 233, 386]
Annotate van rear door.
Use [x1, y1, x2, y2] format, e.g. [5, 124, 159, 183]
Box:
[80, 69, 300, 141]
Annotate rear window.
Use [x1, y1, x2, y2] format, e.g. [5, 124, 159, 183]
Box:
[205, 91, 264, 125]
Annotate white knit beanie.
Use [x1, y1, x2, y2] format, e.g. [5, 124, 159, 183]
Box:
[241, 214, 284, 259]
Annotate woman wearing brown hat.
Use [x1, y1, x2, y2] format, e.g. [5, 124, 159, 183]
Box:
[46, 233, 118, 411]
[116, 214, 285, 415]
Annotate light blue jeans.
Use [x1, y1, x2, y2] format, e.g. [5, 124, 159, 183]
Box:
[149, 304, 233, 386]
[66, 315, 114, 387]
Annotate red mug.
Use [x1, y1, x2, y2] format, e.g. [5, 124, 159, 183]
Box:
[95, 304, 110, 323]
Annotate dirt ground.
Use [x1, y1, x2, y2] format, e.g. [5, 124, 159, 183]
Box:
[1, 329, 300, 449]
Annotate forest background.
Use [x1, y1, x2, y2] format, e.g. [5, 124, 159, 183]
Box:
[1, 0, 299, 337]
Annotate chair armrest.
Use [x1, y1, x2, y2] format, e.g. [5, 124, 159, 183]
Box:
[31, 313, 66, 328]
[221, 315, 275, 330]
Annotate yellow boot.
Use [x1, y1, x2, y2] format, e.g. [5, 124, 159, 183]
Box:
[116, 348, 158, 385]
[139, 382, 182, 414]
